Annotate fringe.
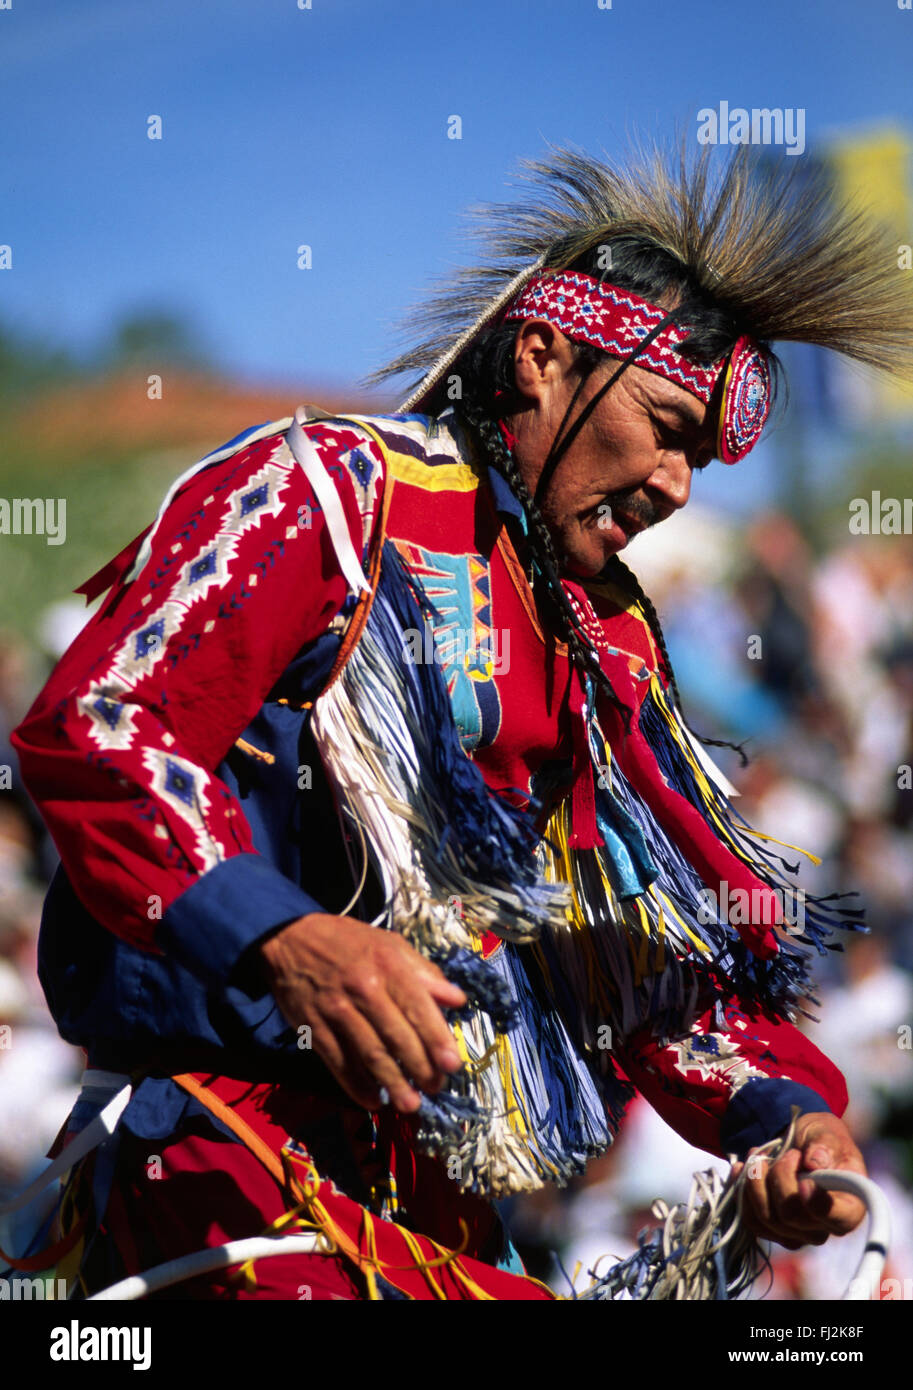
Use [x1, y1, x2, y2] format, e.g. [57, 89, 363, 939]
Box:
[578, 1111, 803, 1301]
[309, 545, 611, 1196]
[310, 543, 570, 950]
[306, 545, 857, 1196]
[530, 671, 862, 1068]
[636, 677, 864, 1013]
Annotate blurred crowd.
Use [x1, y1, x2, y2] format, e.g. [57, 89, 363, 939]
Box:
[1, 506, 912, 1298]
[0, 623, 83, 1256]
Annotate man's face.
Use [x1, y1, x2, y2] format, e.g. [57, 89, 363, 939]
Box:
[507, 322, 720, 579]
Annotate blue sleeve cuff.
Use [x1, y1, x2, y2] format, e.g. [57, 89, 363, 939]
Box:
[157, 853, 326, 988]
[720, 1078, 832, 1159]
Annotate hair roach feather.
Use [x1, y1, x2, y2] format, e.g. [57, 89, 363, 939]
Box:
[368, 139, 913, 406]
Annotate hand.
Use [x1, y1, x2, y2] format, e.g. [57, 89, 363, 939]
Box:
[731, 1112, 867, 1250]
[259, 913, 467, 1114]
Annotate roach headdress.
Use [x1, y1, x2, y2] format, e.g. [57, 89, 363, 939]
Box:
[369, 140, 913, 458]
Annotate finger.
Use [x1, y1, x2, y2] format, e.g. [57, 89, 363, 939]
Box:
[794, 1129, 868, 1234]
[743, 1201, 828, 1248]
[316, 992, 423, 1112]
[740, 1152, 815, 1246]
[343, 954, 454, 1088]
[328, 1042, 388, 1111]
[306, 1016, 386, 1111]
[767, 1148, 821, 1232]
[385, 973, 463, 1075]
[354, 982, 451, 1094]
[305, 1015, 348, 1080]
[403, 953, 468, 1009]
[795, 1180, 867, 1237]
[748, 1147, 863, 1245]
[768, 1150, 838, 1241]
[334, 946, 453, 1090]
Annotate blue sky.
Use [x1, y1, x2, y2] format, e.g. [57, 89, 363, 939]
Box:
[2, 0, 911, 510]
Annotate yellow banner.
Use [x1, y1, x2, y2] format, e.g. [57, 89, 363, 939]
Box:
[824, 127, 913, 417]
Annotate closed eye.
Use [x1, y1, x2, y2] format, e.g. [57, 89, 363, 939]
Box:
[656, 422, 713, 469]
[656, 423, 689, 450]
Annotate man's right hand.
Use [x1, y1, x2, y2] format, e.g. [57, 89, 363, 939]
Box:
[259, 913, 467, 1113]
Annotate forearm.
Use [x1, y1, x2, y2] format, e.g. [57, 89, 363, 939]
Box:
[615, 994, 848, 1159]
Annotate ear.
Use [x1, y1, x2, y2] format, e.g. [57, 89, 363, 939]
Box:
[513, 320, 576, 402]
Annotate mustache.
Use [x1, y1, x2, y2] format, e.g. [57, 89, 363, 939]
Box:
[601, 489, 662, 530]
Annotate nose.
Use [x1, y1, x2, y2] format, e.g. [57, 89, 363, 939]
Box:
[647, 452, 693, 515]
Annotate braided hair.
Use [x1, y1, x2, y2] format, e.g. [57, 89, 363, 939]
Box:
[455, 237, 753, 763]
[459, 392, 634, 735]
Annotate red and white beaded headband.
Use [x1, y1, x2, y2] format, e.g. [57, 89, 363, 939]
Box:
[502, 269, 771, 463]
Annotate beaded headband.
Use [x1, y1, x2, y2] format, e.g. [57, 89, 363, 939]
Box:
[502, 270, 771, 463]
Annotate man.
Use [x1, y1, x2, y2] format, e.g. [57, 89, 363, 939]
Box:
[10, 144, 912, 1300]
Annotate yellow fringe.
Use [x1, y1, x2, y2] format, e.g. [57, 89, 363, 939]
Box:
[646, 672, 822, 869]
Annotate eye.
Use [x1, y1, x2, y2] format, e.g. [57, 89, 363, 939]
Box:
[654, 417, 714, 469]
[656, 422, 692, 455]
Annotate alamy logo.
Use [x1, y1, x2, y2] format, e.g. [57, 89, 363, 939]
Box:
[49, 1320, 151, 1371]
[696, 883, 806, 933]
[0, 496, 67, 544]
[849, 492, 913, 535]
[697, 102, 806, 156]
[401, 625, 510, 676]
[0, 1276, 68, 1300]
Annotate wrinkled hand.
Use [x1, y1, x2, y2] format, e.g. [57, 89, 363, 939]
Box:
[731, 1112, 867, 1250]
[259, 913, 466, 1113]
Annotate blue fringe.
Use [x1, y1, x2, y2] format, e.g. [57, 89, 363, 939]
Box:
[414, 939, 616, 1193]
[498, 942, 612, 1176]
[429, 944, 517, 1030]
[414, 1086, 489, 1163]
[373, 544, 554, 908]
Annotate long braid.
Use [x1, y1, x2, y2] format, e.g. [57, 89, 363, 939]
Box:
[460, 396, 633, 735]
[603, 555, 750, 767]
[458, 395, 749, 765]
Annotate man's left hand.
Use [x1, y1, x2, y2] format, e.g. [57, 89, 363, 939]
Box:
[730, 1112, 867, 1250]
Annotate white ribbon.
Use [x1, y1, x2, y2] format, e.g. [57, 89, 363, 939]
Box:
[0, 1072, 132, 1217]
[286, 409, 371, 597]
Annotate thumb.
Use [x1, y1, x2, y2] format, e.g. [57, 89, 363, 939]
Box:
[802, 1143, 835, 1170]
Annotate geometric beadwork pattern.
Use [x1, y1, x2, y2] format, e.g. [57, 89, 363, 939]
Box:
[76, 677, 141, 752]
[504, 271, 771, 464]
[667, 1027, 769, 1097]
[504, 270, 726, 402]
[717, 335, 772, 464]
[141, 746, 223, 872]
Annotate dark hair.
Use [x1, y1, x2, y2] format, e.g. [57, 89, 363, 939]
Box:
[455, 236, 752, 760]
